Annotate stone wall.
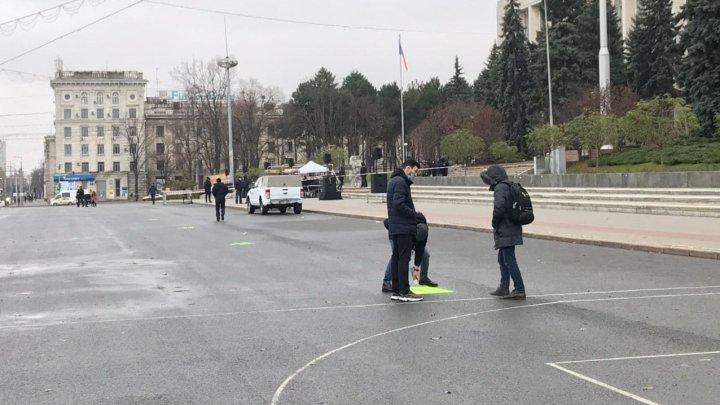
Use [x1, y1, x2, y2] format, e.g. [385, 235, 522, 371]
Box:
[413, 172, 720, 188]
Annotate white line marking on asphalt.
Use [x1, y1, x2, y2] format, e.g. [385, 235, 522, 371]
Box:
[546, 363, 660, 405]
[269, 291, 720, 405]
[554, 351, 720, 365]
[1, 288, 719, 331]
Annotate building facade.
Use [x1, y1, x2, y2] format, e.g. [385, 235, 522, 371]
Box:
[48, 62, 147, 200]
[496, 0, 687, 43]
[0, 139, 6, 171]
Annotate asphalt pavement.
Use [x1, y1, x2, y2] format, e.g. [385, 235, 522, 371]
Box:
[0, 203, 718, 404]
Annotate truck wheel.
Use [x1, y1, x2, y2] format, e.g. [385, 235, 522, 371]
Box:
[294, 204, 302, 214]
[247, 198, 255, 214]
[279, 206, 287, 214]
[260, 199, 269, 215]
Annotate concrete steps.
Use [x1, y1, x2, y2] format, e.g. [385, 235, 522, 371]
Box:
[338, 186, 720, 217]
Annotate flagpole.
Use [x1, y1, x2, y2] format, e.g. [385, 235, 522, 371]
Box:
[399, 34, 406, 163]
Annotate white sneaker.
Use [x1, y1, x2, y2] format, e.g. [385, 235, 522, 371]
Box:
[390, 293, 402, 301]
[398, 293, 423, 302]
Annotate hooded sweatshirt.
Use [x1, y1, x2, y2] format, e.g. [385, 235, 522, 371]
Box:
[481, 165, 523, 249]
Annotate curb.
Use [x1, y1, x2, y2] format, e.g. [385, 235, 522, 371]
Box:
[302, 209, 720, 261]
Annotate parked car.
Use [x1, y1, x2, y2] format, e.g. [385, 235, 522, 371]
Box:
[50, 191, 76, 206]
[247, 175, 303, 215]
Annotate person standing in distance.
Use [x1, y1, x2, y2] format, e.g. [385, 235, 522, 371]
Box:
[212, 178, 229, 221]
[387, 159, 423, 302]
[204, 177, 212, 203]
[481, 165, 526, 300]
[149, 184, 157, 205]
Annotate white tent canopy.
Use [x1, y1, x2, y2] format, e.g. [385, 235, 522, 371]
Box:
[298, 161, 329, 174]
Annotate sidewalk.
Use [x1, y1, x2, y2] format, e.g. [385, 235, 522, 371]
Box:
[299, 198, 720, 260]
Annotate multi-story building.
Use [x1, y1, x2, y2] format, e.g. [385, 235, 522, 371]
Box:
[0, 139, 6, 171]
[48, 60, 147, 200]
[496, 0, 687, 43]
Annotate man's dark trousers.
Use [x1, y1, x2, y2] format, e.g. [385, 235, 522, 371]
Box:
[391, 234, 414, 295]
[215, 199, 226, 220]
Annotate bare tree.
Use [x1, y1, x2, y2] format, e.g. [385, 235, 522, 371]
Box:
[233, 79, 284, 169]
[172, 58, 229, 174]
[119, 115, 148, 201]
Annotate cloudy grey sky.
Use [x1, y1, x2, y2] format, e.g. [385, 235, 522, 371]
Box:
[0, 0, 499, 171]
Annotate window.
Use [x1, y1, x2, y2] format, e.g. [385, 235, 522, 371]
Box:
[157, 160, 165, 171]
[287, 141, 294, 152]
[81, 92, 88, 105]
[81, 162, 89, 172]
[64, 127, 71, 137]
[130, 144, 137, 155]
[112, 126, 119, 137]
[64, 162, 72, 173]
[112, 109, 119, 119]
[267, 141, 276, 153]
[97, 144, 104, 155]
[81, 127, 88, 138]
[97, 108, 104, 119]
[112, 92, 119, 105]
[81, 109, 88, 119]
[64, 144, 72, 156]
[96, 92, 104, 105]
[156, 143, 165, 155]
[130, 161, 137, 172]
[97, 126, 104, 137]
[156, 126, 164, 137]
[81, 144, 89, 155]
[64, 109, 71, 119]
[97, 161, 105, 172]
[113, 162, 120, 172]
[129, 126, 137, 137]
[129, 108, 137, 119]
[113, 144, 120, 154]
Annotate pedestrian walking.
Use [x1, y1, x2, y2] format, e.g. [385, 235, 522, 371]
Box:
[386, 159, 423, 302]
[235, 177, 244, 204]
[212, 178, 229, 221]
[90, 190, 97, 207]
[481, 165, 526, 300]
[149, 184, 157, 205]
[76, 186, 84, 208]
[360, 162, 368, 188]
[338, 165, 346, 190]
[204, 177, 212, 203]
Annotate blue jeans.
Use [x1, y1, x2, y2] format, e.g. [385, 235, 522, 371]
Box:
[498, 246, 524, 292]
[383, 240, 430, 284]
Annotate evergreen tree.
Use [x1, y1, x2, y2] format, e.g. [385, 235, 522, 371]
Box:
[444, 56, 473, 100]
[474, 44, 501, 108]
[625, 0, 681, 99]
[679, 0, 720, 137]
[528, 0, 587, 124]
[576, 0, 626, 86]
[497, 0, 533, 154]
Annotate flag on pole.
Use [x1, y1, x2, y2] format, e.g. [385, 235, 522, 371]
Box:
[399, 37, 408, 71]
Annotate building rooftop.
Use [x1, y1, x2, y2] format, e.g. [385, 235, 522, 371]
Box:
[53, 71, 144, 80]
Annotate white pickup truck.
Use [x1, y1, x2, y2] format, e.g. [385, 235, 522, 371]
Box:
[247, 175, 304, 215]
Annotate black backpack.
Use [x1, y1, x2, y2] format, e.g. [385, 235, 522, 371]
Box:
[502, 181, 534, 226]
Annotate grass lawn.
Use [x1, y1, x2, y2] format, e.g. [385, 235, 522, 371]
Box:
[567, 161, 720, 174]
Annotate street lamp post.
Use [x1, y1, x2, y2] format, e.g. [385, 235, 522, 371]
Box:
[599, 0, 611, 113]
[218, 56, 238, 183]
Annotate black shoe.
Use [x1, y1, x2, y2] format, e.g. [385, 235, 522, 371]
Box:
[502, 289, 526, 300]
[216, 218, 220, 222]
[398, 293, 423, 302]
[419, 278, 438, 287]
[381, 282, 393, 293]
[221, 216, 224, 221]
[490, 288, 510, 297]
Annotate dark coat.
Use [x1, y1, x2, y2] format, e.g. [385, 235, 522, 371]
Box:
[212, 183, 229, 202]
[386, 168, 417, 236]
[203, 179, 212, 192]
[482, 165, 523, 249]
[149, 185, 157, 196]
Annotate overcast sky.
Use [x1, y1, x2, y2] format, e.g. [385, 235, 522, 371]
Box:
[0, 0, 499, 171]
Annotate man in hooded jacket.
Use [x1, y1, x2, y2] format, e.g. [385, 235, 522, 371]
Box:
[481, 165, 526, 300]
[386, 159, 423, 302]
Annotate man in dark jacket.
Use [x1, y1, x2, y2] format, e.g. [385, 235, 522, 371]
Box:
[338, 165, 346, 190]
[76, 186, 84, 208]
[234, 177, 244, 204]
[481, 165, 526, 300]
[386, 159, 423, 302]
[360, 162, 368, 187]
[149, 184, 157, 205]
[204, 177, 212, 203]
[211, 178, 229, 221]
